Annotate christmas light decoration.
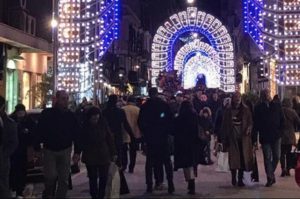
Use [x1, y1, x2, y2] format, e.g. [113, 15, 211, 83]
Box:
[151, 7, 235, 92]
[244, 0, 300, 86]
[57, 0, 120, 96]
[183, 53, 221, 89]
[174, 39, 219, 75]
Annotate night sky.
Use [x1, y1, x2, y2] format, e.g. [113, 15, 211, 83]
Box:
[143, 0, 225, 34]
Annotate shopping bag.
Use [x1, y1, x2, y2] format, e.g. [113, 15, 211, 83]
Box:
[288, 149, 298, 169]
[295, 153, 300, 187]
[215, 151, 229, 172]
[105, 162, 120, 199]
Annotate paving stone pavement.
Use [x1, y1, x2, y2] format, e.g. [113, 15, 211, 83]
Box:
[33, 149, 300, 198]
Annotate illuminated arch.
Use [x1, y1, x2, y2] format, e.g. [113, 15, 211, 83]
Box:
[151, 7, 236, 92]
[183, 53, 221, 89]
[174, 39, 218, 75]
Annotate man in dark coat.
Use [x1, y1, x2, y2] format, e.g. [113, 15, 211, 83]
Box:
[34, 90, 80, 198]
[138, 88, 175, 194]
[102, 95, 133, 195]
[254, 89, 285, 187]
[0, 96, 18, 198]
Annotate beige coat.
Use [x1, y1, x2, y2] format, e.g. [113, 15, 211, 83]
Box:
[221, 104, 253, 171]
[122, 104, 141, 141]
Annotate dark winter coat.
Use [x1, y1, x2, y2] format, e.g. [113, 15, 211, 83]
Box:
[214, 107, 225, 142]
[77, 121, 116, 166]
[0, 114, 18, 157]
[199, 116, 214, 141]
[208, 100, 221, 122]
[138, 97, 173, 157]
[34, 107, 80, 151]
[193, 98, 208, 114]
[282, 107, 300, 145]
[254, 101, 285, 144]
[221, 104, 253, 171]
[10, 114, 36, 157]
[174, 112, 200, 169]
[103, 106, 133, 151]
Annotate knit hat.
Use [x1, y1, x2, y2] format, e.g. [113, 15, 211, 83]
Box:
[15, 104, 26, 112]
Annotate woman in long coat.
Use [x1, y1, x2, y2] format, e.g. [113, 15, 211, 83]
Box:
[75, 107, 117, 199]
[221, 92, 253, 187]
[174, 101, 200, 195]
[281, 98, 300, 177]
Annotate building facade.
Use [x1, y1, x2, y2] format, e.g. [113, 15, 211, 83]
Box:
[0, 0, 52, 113]
[104, 0, 152, 96]
[244, 0, 300, 97]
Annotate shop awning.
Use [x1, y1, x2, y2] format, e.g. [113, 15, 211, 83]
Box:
[0, 22, 52, 53]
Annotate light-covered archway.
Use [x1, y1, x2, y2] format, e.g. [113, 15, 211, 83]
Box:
[174, 39, 219, 75]
[183, 53, 220, 89]
[151, 7, 236, 92]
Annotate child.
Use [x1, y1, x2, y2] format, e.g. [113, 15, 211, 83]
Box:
[199, 107, 214, 165]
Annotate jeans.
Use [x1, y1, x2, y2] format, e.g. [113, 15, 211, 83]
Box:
[0, 150, 11, 198]
[86, 164, 109, 199]
[262, 139, 281, 180]
[280, 144, 292, 170]
[43, 147, 72, 199]
[121, 139, 140, 172]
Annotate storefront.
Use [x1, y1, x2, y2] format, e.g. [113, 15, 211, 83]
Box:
[0, 22, 52, 113]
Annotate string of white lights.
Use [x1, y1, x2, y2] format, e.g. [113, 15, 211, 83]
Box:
[244, 0, 300, 86]
[151, 7, 235, 92]
[57, 0, 120, 96]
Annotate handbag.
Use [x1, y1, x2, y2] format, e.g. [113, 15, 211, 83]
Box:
[105, 162, 120, 199]
[295, 153, 300, 187]
[215, 144, 229, 173]
[288, 149, 298, 169]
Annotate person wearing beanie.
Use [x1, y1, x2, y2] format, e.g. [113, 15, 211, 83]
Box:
[74, 107, 116, 199]
[0, 96, 18, 198]
[9, 104, 36, 198]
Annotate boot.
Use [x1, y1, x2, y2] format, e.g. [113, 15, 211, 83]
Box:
[187, 179, 195, 195]
[168, 181, 175, 194]
[265, 177, 273, 187]
[280, 169, 286, 177]
[286, 169, 291, 176]
[238, 170, 245, 187]
[231, 170, 237, 186]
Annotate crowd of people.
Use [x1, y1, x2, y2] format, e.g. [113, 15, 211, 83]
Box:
[0, 87, 300, 199]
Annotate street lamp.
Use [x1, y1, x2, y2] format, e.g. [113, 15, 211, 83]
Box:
[119, 73, 124, 78]
[187, 0, 195, 4]
[135, 65, 140, 69]
[52, 0, 58, 94]
[51, 18, 58, 28]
